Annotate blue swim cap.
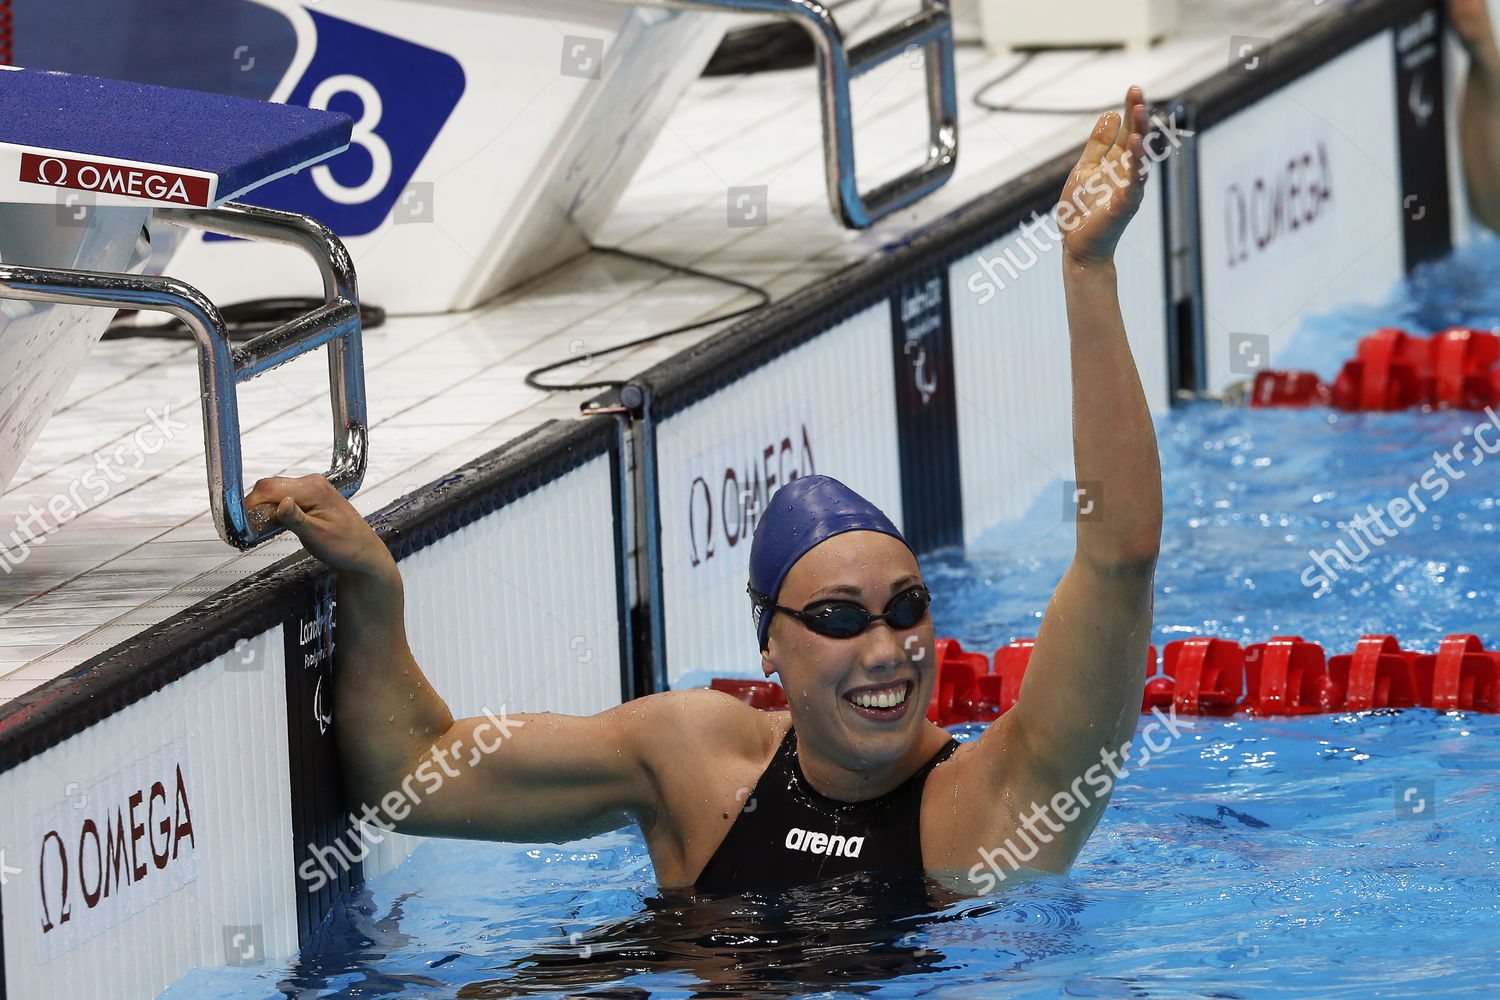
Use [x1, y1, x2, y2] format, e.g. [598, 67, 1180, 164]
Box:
[748, 475, 908, 650]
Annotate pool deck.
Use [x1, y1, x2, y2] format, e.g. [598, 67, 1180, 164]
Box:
[0, 0, 1329, 701]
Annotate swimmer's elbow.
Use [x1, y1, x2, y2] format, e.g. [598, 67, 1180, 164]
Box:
[1076, 513, 1161, 574]
[1079, 544, 1159, 577]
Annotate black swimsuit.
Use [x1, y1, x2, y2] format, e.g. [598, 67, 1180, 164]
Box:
[694, 727, 960, 893]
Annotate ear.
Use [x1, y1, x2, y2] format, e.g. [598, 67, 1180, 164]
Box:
[761, 644, 777, 680]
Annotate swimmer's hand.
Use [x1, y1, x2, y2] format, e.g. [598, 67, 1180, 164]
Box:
[1449, 0, 1500, 73]
[243, 474, 394, 578]
[1060, 85, 1149, 266]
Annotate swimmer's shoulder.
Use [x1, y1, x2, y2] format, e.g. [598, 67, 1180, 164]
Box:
[622, 687, 787, 771]
[621, 690, 787, 880]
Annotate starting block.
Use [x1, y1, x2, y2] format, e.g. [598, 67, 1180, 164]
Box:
[622, 0, 959, 229]
[0, 67, 366, 547]
[116, 0, 958, 314]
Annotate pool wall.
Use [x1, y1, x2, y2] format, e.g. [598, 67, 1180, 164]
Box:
[1187, 4, 1454, 393]
[0, 1, 1463, 997]
[0, 418, 626, 999]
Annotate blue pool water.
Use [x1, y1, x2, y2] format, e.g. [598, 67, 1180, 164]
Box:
[167, 242, 1500, 999]
[171, 708, 1498, 999]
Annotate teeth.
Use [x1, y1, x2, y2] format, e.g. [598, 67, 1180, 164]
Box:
[850, 685, 908, 709]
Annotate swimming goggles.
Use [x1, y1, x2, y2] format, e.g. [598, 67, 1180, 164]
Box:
[747, 584, 932, 639]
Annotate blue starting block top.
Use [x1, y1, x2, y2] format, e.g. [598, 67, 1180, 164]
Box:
[0, 67, 352, 206]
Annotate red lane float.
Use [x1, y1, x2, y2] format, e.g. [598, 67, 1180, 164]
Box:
[1163, 637, 1242, 716]
[1250, 327, 1500, 412]
[1253, 369, 1329, 407]
[1433, 329, 1499, 408]
[1413, 634, 1500, 712]
[710, 677, 787, 711]
[1242, 636, 1340, 716]
[1327, 635, 1420, 712]
[710, 633, 1500, 722]
[926, 639, 987, 724]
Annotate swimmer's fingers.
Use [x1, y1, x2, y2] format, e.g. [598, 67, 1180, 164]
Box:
[1078, 110, 1121, 171]
[243, 474, 393, 577]
[1126, 140, 1147, 190]
[1109, 92, 1130, 152]
[243, 475, 340, 545]
[1061, 86, 1149, 263]
[1113, 85, 1146, 152]
[244, 474, 325, 521]
[1079, 87, 1146, 175]
[1115, 86, 1150, 187]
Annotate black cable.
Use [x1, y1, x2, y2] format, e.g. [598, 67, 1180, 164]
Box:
[102, 297, 387, 342]
[97, 250, 765, 395]
[523, 245, 772, 393]
[972, 50, 1120, 115]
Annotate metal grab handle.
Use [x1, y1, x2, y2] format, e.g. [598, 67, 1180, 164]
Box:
[0, 202, 368, 548]
[830, 2, 958, 226]
[618, 0, 958, 228]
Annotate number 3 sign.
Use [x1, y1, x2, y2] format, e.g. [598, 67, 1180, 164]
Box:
[228, 9, 465, 237]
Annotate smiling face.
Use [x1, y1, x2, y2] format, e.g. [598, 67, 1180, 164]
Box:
[761, 530, 935, 773]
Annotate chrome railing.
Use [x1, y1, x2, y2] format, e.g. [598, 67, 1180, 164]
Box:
[619, 0, 958, 227]
[0, 202, 367, 548]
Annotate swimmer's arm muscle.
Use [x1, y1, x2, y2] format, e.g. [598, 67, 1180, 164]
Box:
[334, 571, 662, 842]
[974, 258, 1160, 868]
[386, 704, 662, 842]
[1459, 56, 1500, 230]
[244, 473, 666, 843]
[970, 87, 1161, 869]
[1450, 0, 1500, 230]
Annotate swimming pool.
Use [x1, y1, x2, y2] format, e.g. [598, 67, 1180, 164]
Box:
[160, 242, 1500, 999]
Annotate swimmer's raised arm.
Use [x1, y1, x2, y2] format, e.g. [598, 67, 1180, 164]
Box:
[971, 87, 1162, 869]
[1448, 0, 1500, 231]
[241, 477, 691, 844]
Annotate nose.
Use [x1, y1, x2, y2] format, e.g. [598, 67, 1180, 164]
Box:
[859, 618, 910, 674]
